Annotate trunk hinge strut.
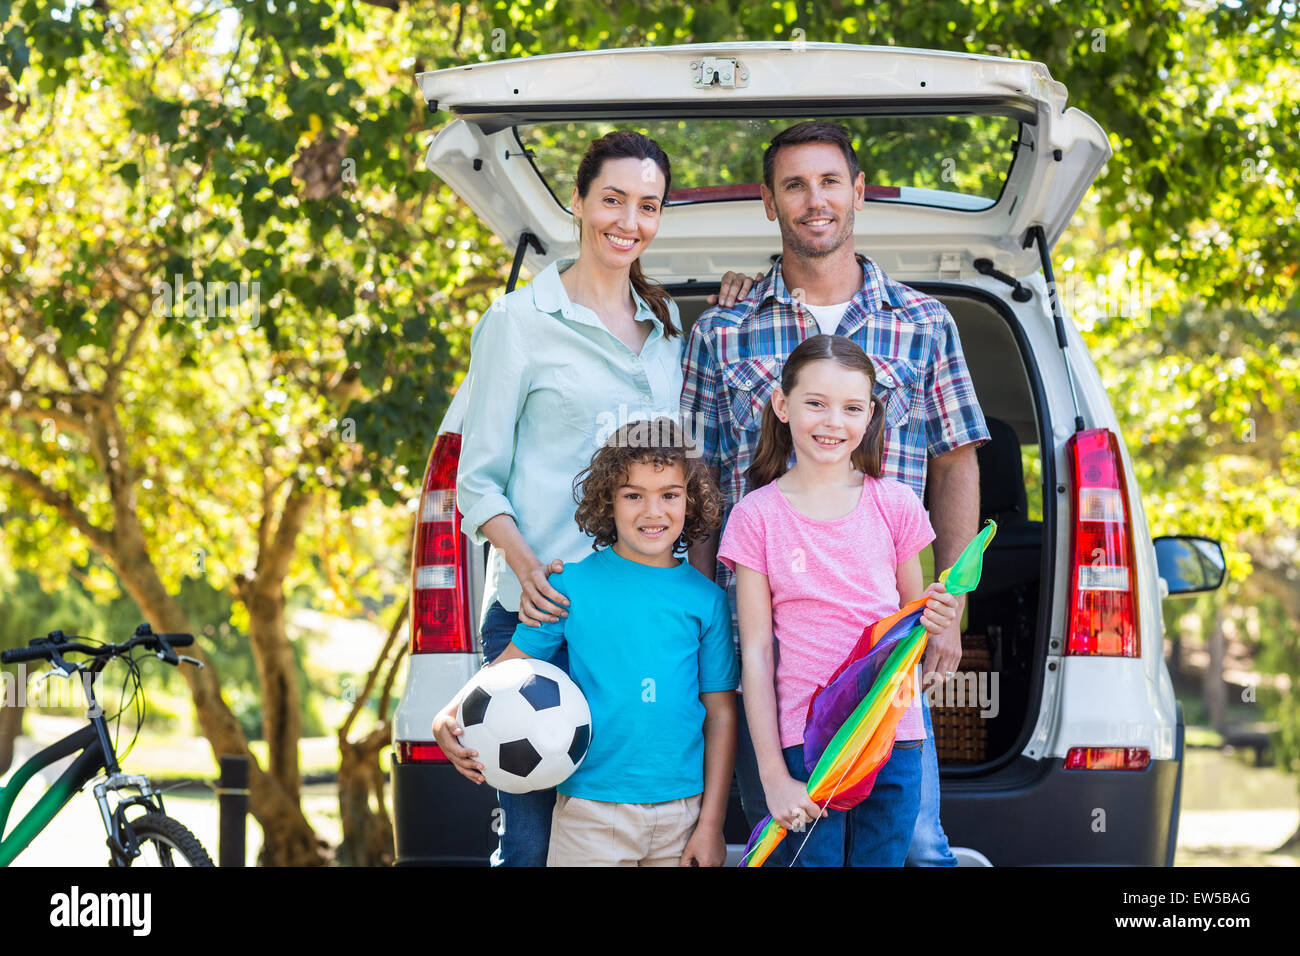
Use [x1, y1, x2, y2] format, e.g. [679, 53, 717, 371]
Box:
[1024, 224, 1085, 433]
[507, 231, 546, 293]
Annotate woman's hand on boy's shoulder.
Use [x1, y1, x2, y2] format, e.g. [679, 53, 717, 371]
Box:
[518, 557, 569, 627]
[679, 825, 727, 867]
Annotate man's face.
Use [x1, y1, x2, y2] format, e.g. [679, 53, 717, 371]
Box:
[761, 142, 865, 260]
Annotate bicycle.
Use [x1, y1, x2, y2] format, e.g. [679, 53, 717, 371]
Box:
[0, 623, 215, 866]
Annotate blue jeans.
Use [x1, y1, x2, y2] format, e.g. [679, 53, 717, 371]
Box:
[734, 696, 770, 836]
[905, 696, 958, 866]
[478, 600, 570, 868]
[779, 739, 921, 866]
[734, 696, 922, 866]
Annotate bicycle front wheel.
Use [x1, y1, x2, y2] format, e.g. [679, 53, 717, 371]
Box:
[110, 812, 215, 867]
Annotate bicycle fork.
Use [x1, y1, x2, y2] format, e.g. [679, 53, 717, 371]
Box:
[95, 774, 165, 866]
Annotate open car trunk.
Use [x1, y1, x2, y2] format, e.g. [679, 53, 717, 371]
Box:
[419, 42, 1110, 285]
[420, 41, 1098, 773]
[669, 284, 1054, 774]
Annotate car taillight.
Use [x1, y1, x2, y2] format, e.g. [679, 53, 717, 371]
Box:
[1064, 747, 1150, 770]
[410, 433, 474, 654]
[1066, 428, 1140, 656]
[397, 742, 449, 764]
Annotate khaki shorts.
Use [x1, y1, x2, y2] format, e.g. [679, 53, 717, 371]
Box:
[546, 793, 703, 867]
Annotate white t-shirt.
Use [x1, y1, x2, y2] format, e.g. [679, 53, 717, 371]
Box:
[802, 300, 852, 336]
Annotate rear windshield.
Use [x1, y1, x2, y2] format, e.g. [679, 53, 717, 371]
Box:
[519, 115, 1020, 212]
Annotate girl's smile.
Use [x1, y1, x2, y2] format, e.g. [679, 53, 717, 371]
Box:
[773, 359, 874, 468]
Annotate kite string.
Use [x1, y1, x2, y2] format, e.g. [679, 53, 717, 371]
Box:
[737, 830, 765, 866]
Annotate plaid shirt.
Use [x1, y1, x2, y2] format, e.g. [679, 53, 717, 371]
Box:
[681, 253, 990, 601]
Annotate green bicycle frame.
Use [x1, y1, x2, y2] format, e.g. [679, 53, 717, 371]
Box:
[0, 725, 106, 866]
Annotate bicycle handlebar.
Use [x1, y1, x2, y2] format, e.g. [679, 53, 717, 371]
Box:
[1, 626, 195, 666]
[1, 643, 59, 664]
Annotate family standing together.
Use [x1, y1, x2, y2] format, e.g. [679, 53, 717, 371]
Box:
[432, 121, 991, 866]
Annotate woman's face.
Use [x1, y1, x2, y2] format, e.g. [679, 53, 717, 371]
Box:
[570, 156, 666, 272]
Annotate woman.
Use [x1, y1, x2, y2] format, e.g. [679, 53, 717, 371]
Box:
[452, 129, 754, 866]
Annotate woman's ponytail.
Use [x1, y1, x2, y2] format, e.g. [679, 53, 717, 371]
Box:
[629, 258, 678, 338]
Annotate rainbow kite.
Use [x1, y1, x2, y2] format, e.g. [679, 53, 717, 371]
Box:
[742, 521, 998, 867]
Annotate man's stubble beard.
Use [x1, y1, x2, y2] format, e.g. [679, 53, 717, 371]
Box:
[778, 203, 857, 261]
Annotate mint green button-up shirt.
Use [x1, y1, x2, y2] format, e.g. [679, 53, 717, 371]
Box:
[455, 257, 684, 615]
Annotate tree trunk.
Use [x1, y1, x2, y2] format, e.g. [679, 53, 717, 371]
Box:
[335, 600, 407, 866]
[126, 578, 325, 865]
[336, 724, 394, 867]
[1203, 606, 1228, 735]
[0, 701, 23, 776]
[246, 583, 302, 804]
[1167, 621, 1183, 680]
[109, 533, 325, 865]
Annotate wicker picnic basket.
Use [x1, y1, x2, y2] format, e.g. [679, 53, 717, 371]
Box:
[931, 633, 993, 764]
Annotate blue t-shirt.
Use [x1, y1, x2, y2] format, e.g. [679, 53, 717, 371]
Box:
[510, 546, 739, 803]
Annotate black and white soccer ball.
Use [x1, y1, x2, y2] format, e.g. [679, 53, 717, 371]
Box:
[457, 658, 592, 794]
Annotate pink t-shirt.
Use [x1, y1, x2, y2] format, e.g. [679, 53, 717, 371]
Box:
[718, 474, 936, 747]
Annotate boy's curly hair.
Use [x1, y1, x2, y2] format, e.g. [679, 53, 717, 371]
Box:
[572, 417, 723, 555]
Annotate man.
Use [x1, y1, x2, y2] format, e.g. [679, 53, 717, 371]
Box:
[682, 121, 989, 865]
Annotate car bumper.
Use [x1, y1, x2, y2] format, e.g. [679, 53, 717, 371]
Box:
[395, 716, 1184, 866]
[941, 711, 1184, 866]
[392, 757, 752, 866]
[392, 759, 500, 866]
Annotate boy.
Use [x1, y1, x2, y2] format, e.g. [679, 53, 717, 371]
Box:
[434, 418, 739, 866]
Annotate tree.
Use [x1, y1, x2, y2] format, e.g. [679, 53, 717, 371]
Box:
[0, 0, 489, 863]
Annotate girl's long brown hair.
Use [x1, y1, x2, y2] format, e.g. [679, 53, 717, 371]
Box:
[744, 334, 886, 491]
[573, 130, 679, 338]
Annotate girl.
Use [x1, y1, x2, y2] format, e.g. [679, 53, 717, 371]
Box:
[452, 129, 754, 866]
[436, 419, 738, 866]
[717, 334, 959, 866]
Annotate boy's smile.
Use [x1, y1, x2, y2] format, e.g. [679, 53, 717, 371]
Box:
[611, 460, 687, 568]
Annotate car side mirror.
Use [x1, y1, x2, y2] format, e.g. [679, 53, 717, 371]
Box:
[1153, 535, 1226, 596]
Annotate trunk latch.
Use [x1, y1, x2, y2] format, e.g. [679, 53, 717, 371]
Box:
[691, 57, 749, 89]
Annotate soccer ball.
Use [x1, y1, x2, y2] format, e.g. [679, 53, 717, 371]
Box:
[457, 658, 592, 794]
